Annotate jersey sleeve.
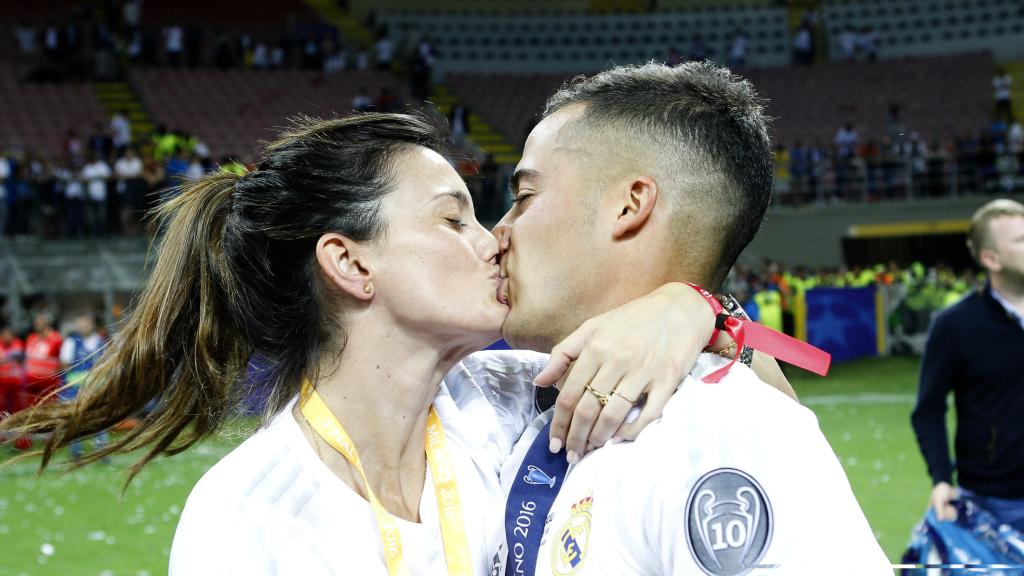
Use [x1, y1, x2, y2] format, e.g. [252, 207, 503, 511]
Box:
[447, 349, 549, 452]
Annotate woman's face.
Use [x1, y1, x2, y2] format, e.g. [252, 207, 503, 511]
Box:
[369, 146, 507, 349]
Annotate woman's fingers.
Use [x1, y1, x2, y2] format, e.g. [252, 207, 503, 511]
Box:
[547, 345, 600, 454]
[585, 372, 649, 452]
[615, 376, 676, 440]
[562, 364, 623, 461]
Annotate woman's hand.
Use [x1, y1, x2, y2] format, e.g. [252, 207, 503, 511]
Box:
[534, 282, 715, 463]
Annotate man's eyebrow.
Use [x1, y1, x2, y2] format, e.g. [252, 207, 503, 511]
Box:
[509, 168, 542, 193]
[428, 189, 471, 209]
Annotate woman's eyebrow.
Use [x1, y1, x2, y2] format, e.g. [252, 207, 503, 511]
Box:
[428, 189, 471, 209]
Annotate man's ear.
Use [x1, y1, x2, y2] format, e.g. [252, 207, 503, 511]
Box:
[315, 233, 375, 301]
[979, 248, 1002, 273]
[612, 176, 658, 240]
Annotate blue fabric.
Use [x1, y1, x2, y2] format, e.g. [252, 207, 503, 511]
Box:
[962, 489, 1024, 533]
[804, 287, 878, 363]
[901, 499, 1024, 575]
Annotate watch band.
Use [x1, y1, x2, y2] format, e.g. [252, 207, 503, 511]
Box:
[716, 293, 754, 366]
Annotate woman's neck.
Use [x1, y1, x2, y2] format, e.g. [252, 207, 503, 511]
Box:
[293, 320, 472, 522]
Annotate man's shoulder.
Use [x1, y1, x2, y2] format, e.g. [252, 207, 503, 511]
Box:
[608, 356, 820, 459]
[930, 289, 986, 330]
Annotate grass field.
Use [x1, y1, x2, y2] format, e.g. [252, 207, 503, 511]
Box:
[1, 355, 931, 575]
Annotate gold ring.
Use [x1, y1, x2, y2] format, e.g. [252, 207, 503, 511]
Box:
[612, 390, 638, 405]
[585, 384, 611, 406]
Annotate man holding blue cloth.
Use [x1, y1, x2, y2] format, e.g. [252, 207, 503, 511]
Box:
[912, 199, 1024, 531]
[490, 61, 891, 575]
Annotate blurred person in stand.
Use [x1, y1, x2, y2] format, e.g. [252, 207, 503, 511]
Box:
[110, 109, 132, 154]
[728, 30, 748, 69]
[912, 199, 1024, 532]
[352, 86, 372, 112]
[23, 312, 63, 436]
[0, 153, 9, 236]
[0, 322, 26, 417]
[115, 145, 145, 235]
[59, 311, 109, 460]
[82, 151, 112, 236]
[993, 67, 1014, 124]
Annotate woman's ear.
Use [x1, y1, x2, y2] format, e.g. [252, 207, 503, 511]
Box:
[612, 175, 659, 240]
[316, 233, 375, 301]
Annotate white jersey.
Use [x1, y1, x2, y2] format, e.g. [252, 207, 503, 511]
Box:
[497, 354, 892, 576]
[170, 350, 547, 575]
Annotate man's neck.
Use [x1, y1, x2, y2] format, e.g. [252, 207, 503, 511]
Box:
[293, 319, 469, 521]
[991, 275, 1024, 316]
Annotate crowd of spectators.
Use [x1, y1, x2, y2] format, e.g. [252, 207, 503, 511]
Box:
[772, 106, 1024, 207]
[0, 114, 247, 238]
[723, 258, 982, 343]
[0, 308, 109, 453]
[11, 2, 440, 86]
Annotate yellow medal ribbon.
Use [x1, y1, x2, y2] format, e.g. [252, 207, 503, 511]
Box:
[299, 379, 473, 576]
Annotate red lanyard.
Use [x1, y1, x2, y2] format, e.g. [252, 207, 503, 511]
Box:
[685, 283, 831, 383]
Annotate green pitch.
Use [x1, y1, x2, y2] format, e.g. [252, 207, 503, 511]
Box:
[1, 356, 930, 574]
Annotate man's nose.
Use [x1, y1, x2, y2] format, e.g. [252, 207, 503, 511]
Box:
[491, 219, 511, 256]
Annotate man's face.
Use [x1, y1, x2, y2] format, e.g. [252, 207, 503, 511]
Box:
[494, 105, 604, 352]
[987, 214, 1024, 284]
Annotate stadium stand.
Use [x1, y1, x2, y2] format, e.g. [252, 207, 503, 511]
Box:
[376, 7, 792, 72]
[130, 67, 409, 159]
[446, 51, 993, 151]
[822, 0, 1024, 61]
[0, 63, 107, 154]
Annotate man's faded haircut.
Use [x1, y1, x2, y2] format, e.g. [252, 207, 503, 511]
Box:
[543, 61, 773, 290]
[967, 198, 1024, 265]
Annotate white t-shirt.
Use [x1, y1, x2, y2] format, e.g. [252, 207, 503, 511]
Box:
[81, 161, 111, 201]
[994, 75, 1012, 102]
[114, 156, 143, 179]
[496, 354, 892, 576]
[375, 38, 394, 63]
[110, 114, 132, 148]
[170, 350, 547, 576]
[59, 333, 105, 366]
[165, 26, 184, 53]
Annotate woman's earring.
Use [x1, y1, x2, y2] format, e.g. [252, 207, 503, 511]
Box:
[363, 284, 372, 294]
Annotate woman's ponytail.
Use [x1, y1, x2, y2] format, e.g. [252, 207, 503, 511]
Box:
[1, 171, 251, 482]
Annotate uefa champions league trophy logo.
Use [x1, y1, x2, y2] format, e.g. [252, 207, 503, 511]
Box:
[685, 469, 772, 576]
[524, 465, 557, 488]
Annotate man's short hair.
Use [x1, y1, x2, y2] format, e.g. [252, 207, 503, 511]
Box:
[967, 198, 1024, 266]
[543, 61, 773, 289]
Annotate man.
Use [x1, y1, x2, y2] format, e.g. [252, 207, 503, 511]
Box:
[24, 312, 62, 410]
[0, 322, 26, 416]
[492, 62, 890, 574]
[912, 199, 1024, 532]
[59, 312, 109, 460]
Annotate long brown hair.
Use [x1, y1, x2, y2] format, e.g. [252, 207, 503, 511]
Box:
[0, 113, 446, 481]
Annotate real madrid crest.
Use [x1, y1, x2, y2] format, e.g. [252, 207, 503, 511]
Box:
[684, 468, 773, 576]
[550, 495, 593, 575]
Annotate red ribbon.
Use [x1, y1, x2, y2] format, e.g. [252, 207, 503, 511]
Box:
[684, 283, 831, 383]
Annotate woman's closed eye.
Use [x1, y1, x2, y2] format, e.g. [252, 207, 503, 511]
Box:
[445, 217, 467, 229]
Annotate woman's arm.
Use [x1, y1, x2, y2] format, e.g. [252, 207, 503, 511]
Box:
[537, 282, 798, 460]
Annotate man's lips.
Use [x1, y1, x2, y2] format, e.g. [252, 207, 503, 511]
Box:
[496, 275, 510, 305]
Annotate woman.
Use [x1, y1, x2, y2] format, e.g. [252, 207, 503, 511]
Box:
[0, 114, 783, 574]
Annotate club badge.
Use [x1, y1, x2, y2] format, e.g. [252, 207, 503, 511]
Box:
[550, 495, 592, 575]
[684, 468, 772, 576]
